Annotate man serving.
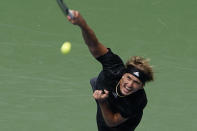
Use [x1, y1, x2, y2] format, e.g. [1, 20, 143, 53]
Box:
[67, 10, 154, 131]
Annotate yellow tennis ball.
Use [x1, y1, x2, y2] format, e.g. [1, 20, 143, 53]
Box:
[61, 42, 71, 54]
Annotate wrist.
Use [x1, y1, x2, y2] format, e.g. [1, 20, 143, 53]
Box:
[98, 99, 108, 105]
[79, 21, 87, 29]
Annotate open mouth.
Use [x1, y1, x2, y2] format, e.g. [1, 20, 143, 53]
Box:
[125, 86, 132, 91]
[123, 85, 133, 94]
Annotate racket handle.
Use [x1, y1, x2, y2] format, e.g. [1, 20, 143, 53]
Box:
[68, 10, 74, 19]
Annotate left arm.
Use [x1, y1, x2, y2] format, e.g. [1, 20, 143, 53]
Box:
[93, 90, 128, 127]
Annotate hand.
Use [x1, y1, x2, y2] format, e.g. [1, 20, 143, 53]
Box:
[93, 90, 109, 103]
[67, 10, 86, 27]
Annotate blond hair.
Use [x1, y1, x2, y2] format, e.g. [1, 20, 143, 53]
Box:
[125, 56, 154, 82]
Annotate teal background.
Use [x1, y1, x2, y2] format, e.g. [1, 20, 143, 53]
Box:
[0, 0, 196, 130]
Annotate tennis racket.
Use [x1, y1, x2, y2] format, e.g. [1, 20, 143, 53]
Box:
[56, 0, 74, 19]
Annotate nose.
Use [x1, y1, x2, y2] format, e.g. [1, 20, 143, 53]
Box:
[127, 80, 134, 87]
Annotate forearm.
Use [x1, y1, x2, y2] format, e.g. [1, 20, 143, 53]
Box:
[99, 102, 127, 127]
[67, 10, 108, 58]
[79, 22, 99, 48]
[93, 90, 128, 127]
[79, 22, 107, 58]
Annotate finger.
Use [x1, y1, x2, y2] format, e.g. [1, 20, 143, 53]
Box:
[101, 93, 109, 99]
[98, 90, 103, 94]
[93, 91, 98, 99]
[67, 16, 71, 21]
[93, 90, 98, 95]
[75, 11, 79, 18]
[104, 89, 109, 94]
[93, 90, 99, 96]
[93, 94, 101, 100]
[93, 93, 97, 99]
[69, 10, 75, 19]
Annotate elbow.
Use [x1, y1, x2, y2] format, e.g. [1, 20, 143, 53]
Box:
[106, 122, 117, 128]
[105, 120, 120, 127]
[104, 114, 128, 127]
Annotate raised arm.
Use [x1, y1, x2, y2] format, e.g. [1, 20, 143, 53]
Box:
[67, 10, 108, 58]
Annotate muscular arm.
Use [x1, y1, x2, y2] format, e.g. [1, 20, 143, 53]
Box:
[68, 11, 127, 126]
[93, 90, 128, 127]
[99, 102, 128, 127]
[67, 10, 108, 58]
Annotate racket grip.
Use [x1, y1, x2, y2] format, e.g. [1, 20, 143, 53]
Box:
[68, 10, 74, 19]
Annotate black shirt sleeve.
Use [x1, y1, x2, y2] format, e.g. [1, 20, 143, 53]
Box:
[96, 48, 125, 79]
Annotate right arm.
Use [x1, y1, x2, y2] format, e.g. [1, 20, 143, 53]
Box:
[67, 10, 108, 58]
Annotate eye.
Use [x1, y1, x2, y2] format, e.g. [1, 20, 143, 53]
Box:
[133, 80, 140, 85]
[127, 76, 131, 80]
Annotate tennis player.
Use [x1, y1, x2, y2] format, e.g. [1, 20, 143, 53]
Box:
[67, 10, 154, 131]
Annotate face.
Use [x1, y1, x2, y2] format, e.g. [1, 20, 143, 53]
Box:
[119, 73, 143, 96]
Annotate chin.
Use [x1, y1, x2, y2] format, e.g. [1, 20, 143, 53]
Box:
[123, 92, 133, 96]
[121, 89, 133, 96]
[122, 88, 137, 96]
